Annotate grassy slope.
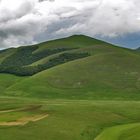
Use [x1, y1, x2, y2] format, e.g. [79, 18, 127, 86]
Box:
[120, 125, 140, 140]
[0, 74, 25, 94]
[6, 46, 140, 100]
[95, 123, 140, 140]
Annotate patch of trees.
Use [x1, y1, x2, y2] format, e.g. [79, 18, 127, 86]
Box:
[0, 52, 90, 76]
[1, 46, 76, 67]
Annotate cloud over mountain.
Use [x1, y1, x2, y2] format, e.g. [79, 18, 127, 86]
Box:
[0, 0, 140, 49]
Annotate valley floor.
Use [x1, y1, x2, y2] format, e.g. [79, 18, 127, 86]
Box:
[0, 97, 139, 140]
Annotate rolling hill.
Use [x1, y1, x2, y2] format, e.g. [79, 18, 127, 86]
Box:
[0, 35, 140, 100]
[0, 35, 140, 140]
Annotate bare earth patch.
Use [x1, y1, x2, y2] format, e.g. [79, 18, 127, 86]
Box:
[0, 114, 48, 126]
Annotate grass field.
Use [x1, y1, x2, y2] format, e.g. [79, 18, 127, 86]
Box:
[95, 123, 140, 140]
[0, 98, 139, 140]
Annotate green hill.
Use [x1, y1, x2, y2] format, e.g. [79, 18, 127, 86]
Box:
[0, 35, 108, 76]
[0, 35, 139, 100]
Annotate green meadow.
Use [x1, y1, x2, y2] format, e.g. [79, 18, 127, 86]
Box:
[0, 98, 139, 140]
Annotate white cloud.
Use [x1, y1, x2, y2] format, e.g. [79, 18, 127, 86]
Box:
[0, 0, 140, 48]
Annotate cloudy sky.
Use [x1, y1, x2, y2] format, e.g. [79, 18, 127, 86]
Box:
[0, 0, 140, 49]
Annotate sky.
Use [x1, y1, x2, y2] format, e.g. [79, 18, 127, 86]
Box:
[0, 0, 140, 49]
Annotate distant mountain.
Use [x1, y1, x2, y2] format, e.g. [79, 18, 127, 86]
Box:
[136, 47, 140, 51]
[0, 35, 140, 100]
